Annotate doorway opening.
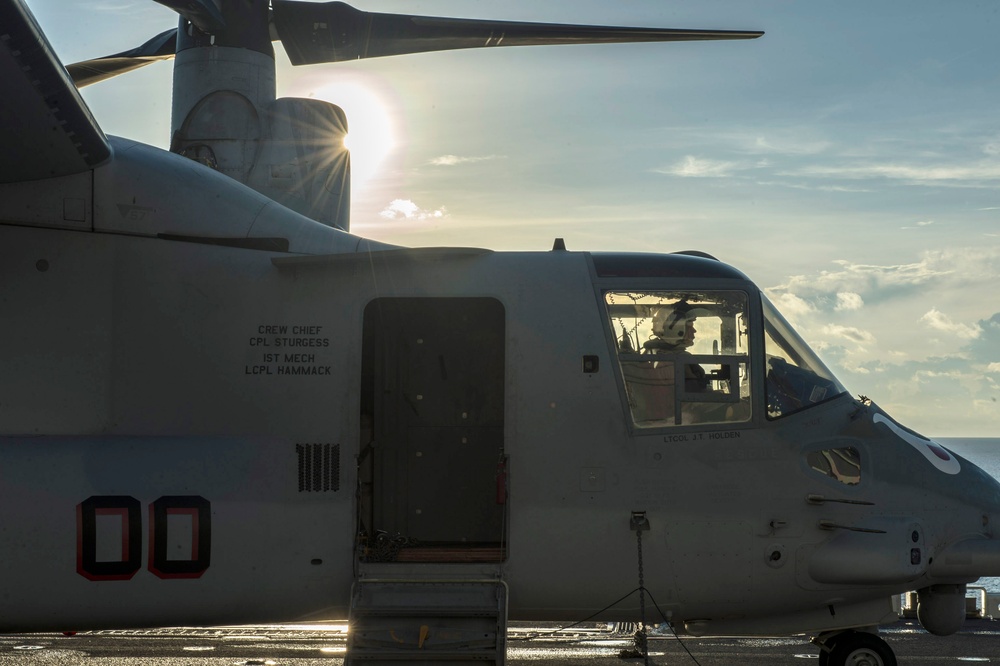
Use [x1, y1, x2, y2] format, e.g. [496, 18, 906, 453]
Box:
[359, 297, 506, 562]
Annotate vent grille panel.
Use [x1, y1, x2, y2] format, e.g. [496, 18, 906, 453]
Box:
[296, 443, 340, 492]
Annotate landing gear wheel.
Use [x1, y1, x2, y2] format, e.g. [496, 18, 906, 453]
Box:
[823, 631, 896, 666]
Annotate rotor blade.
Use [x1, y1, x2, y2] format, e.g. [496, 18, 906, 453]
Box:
[272, 0, 763, 66]
[153, 0, 226, 34]
[66, 29, 177, 88]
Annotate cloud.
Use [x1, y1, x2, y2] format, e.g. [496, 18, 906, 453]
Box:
[920, 309, 983, 340]
[913, 369, 967, 383]
[967, 314, 1000, 366]
[983, 139, 1000, 156]
[794, 161, 1000, 187]
[835, 292, 864, 312]
[754, 179, 874, 193]
[768, 292, 814, 320]
[657, 156, 743, 178]
[379, 199, 448, 221]
[428, 154, 504, 167]
[752, 135, 832, 156]
[94, 1, 142, 10]
[901, 220, 935, 230]
[661, 126, 832, 157]
[93, 0, 160, 14]
[769, 247, 1000, 309]
[770, 257, 949, 306]
[824, 324, 876, 345]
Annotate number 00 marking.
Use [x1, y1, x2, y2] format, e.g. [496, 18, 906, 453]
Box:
[76, 495, 211, 581]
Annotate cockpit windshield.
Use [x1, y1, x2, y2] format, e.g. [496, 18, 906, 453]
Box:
[762, 295, 847, 419]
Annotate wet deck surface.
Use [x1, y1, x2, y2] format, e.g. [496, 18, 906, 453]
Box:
[0, 620, 996, 664]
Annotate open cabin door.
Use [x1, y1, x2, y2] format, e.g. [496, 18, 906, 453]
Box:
[359, 297, 506, 562]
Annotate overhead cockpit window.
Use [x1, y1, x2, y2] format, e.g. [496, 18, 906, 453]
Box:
[762, 295, 847, 419]
[606, 291, 751, 428]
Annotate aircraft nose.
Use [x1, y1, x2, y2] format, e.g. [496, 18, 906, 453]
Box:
[954, 453, 1000, 521]
[872, 412, 1000, 514]
[918, 461, 1000, 636]
[925, 457, 1000, 580]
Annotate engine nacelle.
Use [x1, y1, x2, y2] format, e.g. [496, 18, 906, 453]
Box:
[170, 47, 350, 231]
[247, 97, 350, 232]
[917, 584, 966, 636]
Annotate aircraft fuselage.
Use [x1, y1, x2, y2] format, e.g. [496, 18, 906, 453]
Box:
[1, 222, 998, 635]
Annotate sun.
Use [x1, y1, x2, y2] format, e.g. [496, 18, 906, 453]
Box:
[306, 77, 397, 194]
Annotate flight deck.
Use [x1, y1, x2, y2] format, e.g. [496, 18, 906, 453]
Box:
[0, 619, 997, 665]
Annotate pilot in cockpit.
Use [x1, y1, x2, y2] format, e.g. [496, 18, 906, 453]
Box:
[644, 301, 709, 393]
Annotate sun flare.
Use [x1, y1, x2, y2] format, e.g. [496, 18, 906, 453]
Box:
[307, 78, 397, 194]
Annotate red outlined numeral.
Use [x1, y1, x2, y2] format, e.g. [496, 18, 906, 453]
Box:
[76, 495, 211, 581]
[148, 496, 211, 579]
[76, 496, 142, 581]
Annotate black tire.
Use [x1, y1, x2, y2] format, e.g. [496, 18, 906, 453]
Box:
[826, 631, 897, 666]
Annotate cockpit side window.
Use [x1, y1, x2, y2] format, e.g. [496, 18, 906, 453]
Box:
[762, 295, 847, 419]
[605, 291, 751, 428]
[806, 447, 861, 485]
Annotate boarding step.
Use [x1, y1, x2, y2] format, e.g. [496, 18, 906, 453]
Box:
[345, 573, 507, 665]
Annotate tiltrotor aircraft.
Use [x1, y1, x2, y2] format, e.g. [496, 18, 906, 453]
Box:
[1, 1, 998, 665]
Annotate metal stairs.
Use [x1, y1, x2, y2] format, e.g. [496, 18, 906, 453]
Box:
[345, 563, 508, 664]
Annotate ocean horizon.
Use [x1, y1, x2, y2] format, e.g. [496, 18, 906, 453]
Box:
[938, 437, 1000, 479]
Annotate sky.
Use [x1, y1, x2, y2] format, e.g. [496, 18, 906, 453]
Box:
[26, 0, 1000, 437]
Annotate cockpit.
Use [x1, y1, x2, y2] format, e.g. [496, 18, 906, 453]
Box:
[606, 289, 752, 427]
[594, 253, 847, 431]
